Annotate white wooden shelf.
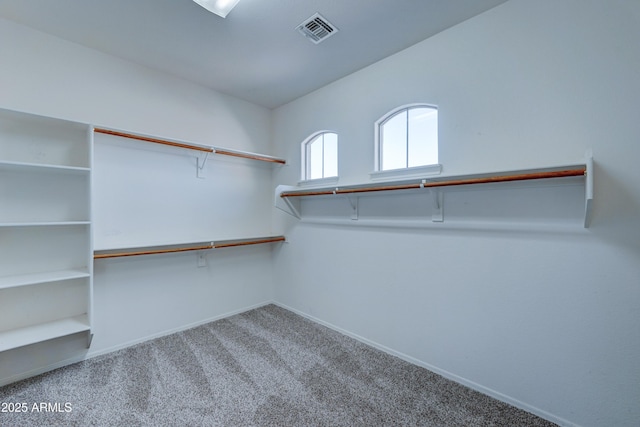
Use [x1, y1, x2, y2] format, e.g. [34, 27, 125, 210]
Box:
[277, 153, 594, 228]
[0, 315, 90, 352]
[0, 270, 90, 290]
[0, 221, 91, 227]
[0, 160, 90, 174]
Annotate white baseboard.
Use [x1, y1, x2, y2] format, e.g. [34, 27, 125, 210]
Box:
[273, 301, 579, 427]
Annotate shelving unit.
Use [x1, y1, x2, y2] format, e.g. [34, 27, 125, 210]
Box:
[0, 108, 93, 352]
[276, 154, 594, 229]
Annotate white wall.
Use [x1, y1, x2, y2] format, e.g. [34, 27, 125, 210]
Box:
[0, 17, 277, 382]
[272, 1, 640, 426]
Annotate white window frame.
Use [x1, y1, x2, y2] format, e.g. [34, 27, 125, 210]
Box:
[300, 130, 339, 185]
[372, 103, 441, 180]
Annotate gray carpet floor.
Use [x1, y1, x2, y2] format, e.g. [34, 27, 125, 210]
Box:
[0, 304, 556, 426]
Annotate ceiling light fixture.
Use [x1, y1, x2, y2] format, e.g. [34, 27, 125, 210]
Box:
[192, 0, 240, 18]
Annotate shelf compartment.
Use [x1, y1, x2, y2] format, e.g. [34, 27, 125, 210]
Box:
[0, 269, 90, 290]
[0, 225, 90, 277]
[0, 278, 88, 333]
[0, 315, 90, 353]
[0, 108, 90, 168]
[0, 166, 90, 223]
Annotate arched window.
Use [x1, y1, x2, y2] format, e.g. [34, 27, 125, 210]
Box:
[302, 131, 338, 181]
[375, 104, 438, 172]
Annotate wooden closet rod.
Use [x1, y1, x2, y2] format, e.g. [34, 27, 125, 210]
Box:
[94, 128, 213, 153]
[211, 148, 287, 164]
[93, 236, 286, 259]
[281, 167, 586, 198]
[94, 244, 214, 259]
[214, 236, 286, 248]
[94, 128, 286, 164]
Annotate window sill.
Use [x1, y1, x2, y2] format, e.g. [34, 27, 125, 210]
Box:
[298, 176, 339, 187]
[370, 164, 442, 181]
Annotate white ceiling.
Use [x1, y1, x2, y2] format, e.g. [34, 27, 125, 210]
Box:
[0, 0, 507, 109]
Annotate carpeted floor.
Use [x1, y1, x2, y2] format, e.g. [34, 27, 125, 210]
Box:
[0, 304, 556, 426]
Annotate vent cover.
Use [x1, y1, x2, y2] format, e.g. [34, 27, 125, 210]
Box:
[297, 13, 338, 44]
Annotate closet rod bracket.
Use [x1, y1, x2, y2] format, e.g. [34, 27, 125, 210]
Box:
[431, 190, 444, 222]
[347, 196, 359, 220]
[197, 151, 210, 178]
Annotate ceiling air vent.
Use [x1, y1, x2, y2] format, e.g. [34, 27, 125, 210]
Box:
[297, 13, 338, 44]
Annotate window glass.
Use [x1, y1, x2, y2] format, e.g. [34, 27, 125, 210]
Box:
[381, 110, 407, 171]
[308, 135, 324, 179]
[323, 133, 338, 178]
[408, 107, 438, 168]
[302, 132, 338, 180]
[378, 105, 437, 171]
